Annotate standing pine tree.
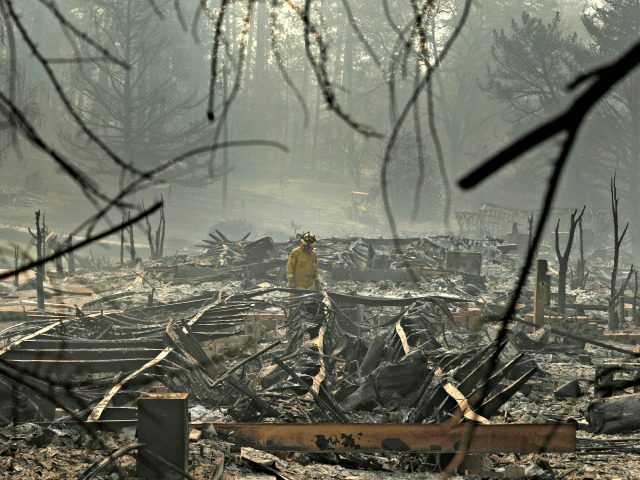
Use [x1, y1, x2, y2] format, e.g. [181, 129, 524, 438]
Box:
[62, 0, 210, 185]
[483, 10, 587, 206]
[485, 11, 579, 124]
[579, 0, 640, 260]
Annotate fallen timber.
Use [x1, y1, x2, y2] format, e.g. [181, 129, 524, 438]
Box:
[0, 293, 269, 423]
[235, 286, 475, 306]
[513, 316, 638, 357]
[1, 227, 606, 478]
[1, 288, 530, 426]
[9, 221, 640, 480]
[0, 288, 536, 428]
[588, 393, 640, 434]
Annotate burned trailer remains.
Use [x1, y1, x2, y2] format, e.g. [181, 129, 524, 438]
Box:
[235, 290, 538, 431]
[0, 233, 593, 478]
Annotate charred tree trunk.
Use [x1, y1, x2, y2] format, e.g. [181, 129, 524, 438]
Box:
[588, 392, 640, 434]
[634, 271, 639, 327]
[554, 207, 585, 314]
[574, 216, 587, 289]
[609, 176, 633, 331]
[534, 259, 548, 327]
[55, 255, 63, 278]
[630, 103, 640, 263]
[144, 200, 166, 260]
[51, 238, 64, 279]
[32, 211, 45, 311]
[144, 205, 155, 260]
[222, 53, 229, 218]
[158, 198, 166, 258]
[128, 211, 136, 264]
[120, 216, 125, 266]
[618, 296, 626, 328]
[13, 246, 19, 287]
[67, 235, 75, 275]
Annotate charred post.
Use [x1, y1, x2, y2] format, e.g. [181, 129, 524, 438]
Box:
[534, 259, 548, 327]
[573, 215, 588, 289]
[120, 215, 125, 267]
[144, 204, 156, 260]
[31, 210, 45, 311]
[634, 271, 639, 326]
[609, 176, 633, 331]
[128, 211, 136, 264]
[66, 235, 75, 275]
[13, 245, 19, 287]
[50, 236, 64, 279]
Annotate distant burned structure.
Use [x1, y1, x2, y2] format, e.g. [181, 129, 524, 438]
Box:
[455, 203, 611, 253]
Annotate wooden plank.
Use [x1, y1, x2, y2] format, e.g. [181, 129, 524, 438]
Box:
[0, 319, 71, 357]
[3, 348, 164, 361]
[310, 293, 332, 396]
[246, 313, 287, 322]
[187, 293, 223, 327]
[515, 317, 638, 357]
[19, 339, 164, 350]
[7, 358, 154, 377]
[87, 347, 173, 421]
[311, 325, 327, 395]
[211, 423, 576, 454]
[443, 382, 490, 424]
[602, 332, 640, 344]
[395, 322, 411, 355]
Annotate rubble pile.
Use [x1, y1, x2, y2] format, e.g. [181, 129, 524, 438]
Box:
[1, 231, 640, 478]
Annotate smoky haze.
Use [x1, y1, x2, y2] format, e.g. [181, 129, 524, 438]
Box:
[0, 0, 638, 260]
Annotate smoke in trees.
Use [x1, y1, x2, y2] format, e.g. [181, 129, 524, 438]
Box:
[62, 0, 210, 185]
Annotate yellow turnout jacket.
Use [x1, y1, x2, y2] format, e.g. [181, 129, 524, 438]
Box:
[287, 246, 318, 289]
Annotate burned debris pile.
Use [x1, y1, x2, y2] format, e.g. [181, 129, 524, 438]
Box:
[1, 229, 640, 478]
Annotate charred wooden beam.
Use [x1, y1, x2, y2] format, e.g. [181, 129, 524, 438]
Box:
[514, 316, 638, 357]
[88, 347, 174, 421]
[534, 259, 548, 327]
[477, 367, 538, 418]
[273, 356, 348, 423]
[18, 339, 164, 350]
[0, 319, 72, 357]
[3, 348, 164, 361]
[594, 361, 640, 398]
[234, 288, 474, 307]
[588, 392, 640, 434]
[169, 314, 280, 418]
[6, 358, 156, 379]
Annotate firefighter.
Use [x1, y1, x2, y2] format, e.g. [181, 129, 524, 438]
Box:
[287, 231, 321, 290]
